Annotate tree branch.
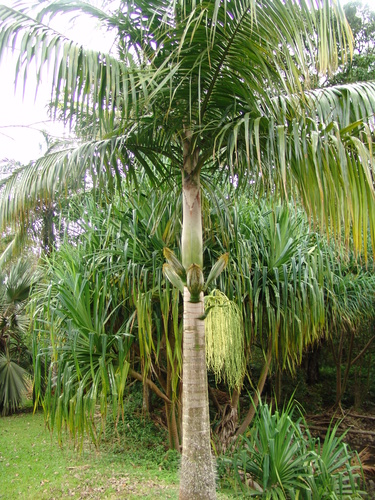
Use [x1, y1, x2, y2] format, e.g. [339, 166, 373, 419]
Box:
[129, 368, 171, 404]
[350, 335, 375, 367]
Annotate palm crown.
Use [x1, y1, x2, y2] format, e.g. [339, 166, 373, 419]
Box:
[1, 0, 375, 255]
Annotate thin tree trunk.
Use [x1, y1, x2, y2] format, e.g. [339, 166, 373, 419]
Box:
[179, 138, 216, 499]
[215, 387, 240, 453]
[179, 289, 216, 500]
[332, 332, 344, 407]
[235, 348, 272, 436]
[166, 345, 181, 451]
[170, 402, 180, 450]
[129, 368, 171, 404]
[165, 399, 180, 450]
[166, 354, 174, 449]
[41, 201, 55, 255]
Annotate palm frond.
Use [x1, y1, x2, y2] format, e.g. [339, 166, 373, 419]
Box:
[0, 3, 153, 124]
[212, 82, 375, 256]
[0, 351, 30, 415]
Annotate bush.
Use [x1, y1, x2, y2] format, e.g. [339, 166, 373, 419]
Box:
[103, 385, 180, 472]
[220, 399, 365, 499]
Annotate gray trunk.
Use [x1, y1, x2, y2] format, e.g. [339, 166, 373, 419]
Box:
[179, 288, 216, 500]
[179, 136, 216, 499]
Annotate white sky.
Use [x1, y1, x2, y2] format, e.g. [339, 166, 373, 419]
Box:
[0, 0, 117, 164]
[0, 0, 375, 164]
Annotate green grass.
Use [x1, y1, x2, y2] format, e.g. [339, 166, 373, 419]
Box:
[0, 410, 179, 499]
[0, 409, 236, 499]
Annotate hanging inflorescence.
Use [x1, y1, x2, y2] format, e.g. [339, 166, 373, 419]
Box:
[204, 289, 245, 390]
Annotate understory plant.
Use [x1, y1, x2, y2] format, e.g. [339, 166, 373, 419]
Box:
[0, 259, 35, 415]
[31, 188, 184, 447]
[221, 399, 365, 499]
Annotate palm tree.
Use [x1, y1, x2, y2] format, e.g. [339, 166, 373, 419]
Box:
[1, 1, 375, 497]
[0, 259, 35, 415]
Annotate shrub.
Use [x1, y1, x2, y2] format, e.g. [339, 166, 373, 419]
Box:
[103, 385, 180, 472]
[220, 399, 365, 499]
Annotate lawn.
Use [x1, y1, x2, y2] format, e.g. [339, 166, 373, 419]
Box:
[0, 410, 236, 499]
[0, 410, 179, 499]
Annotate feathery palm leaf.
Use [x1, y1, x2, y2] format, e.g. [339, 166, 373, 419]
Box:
[0, 1, 373, 254]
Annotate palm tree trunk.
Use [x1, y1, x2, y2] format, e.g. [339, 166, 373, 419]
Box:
[235, 348, 272, 436]
[179, 140, 216, 499]
[180, 288, 215, 499]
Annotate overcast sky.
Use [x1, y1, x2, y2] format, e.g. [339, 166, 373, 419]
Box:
[0, 0, 374, 164]
[0, 0, 116, 164]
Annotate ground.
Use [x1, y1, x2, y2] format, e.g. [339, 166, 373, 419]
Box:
[0, 411, 179, 499]
[0, 410, 236, 499]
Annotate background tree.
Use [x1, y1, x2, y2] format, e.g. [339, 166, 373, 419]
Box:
[32, 184, 184, 446]
[205, 198, 327, 444]
[321, 248, 375, 408]
[328, 1, 375, 85]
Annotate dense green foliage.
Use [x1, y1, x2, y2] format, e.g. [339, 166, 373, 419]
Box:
[28, 186, 375, 450]
[2, 0, 375, 496]
[0, 260, 36, 415]
[32, 186, 183, 446]
[221, 400, 365, 498]
[328, 1, 375, 85]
